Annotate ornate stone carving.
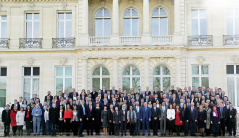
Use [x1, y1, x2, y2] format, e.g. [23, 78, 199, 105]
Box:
[156, 0, 163, 6]
[59, 57, 67, 65]
[61, 3, 67, 10]
[27, 58, 34, 65]
[196, 56, 205, 64]
[28, 3, 35, 9]
[128, 57, 134, 65]
[95, 58, 105, 65]
[157, 57, 167, 63]
[128, 0, 134, 5]
[100, 0, 106, 8]
[232, 55, 239, 63]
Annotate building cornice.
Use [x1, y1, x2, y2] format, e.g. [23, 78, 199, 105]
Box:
[0, 0, 77, 3]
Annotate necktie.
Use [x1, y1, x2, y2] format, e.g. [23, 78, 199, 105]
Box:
[7, 110, 8, 118]
[154, 108, 156, 112]
[145, 108, 146, 112]
[90, 107, 92, 112]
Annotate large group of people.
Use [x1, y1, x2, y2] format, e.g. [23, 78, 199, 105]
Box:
[1, 85, 238, 137]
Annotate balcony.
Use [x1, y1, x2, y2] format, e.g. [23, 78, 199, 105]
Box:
[152, 36, 173, 45]
[52, 38, 75, 48]
[188, 35, 213, 46]
[223, 35, 239, 46]
[0, 38, 10, 48]
[120, 36, 141, 46]
[89, 37, 110, 46]
[19, 38, 42, 49]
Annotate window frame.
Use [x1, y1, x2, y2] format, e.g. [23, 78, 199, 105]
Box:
[151, 8, 168, 36]
[0, 15, 7, 38]
[95, 9, 111, 37]
[152, 66, 171, 91]
[123, 8, 140, 36]
[191, 9, 207, 35]
[22, 67, 40, 102]
[226, 8, 239, 35]
[122, 66, 141, 92]
[55, 66, 73, 95]
[0, 67, 7, 107]
[226, 65, 239, 109]
[191, 65, 210, 88]
[25, 13, 40, 38]
[91, 66, 110, 90]
[57, 12, 72, 38]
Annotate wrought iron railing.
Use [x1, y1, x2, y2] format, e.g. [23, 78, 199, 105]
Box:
[0, 38, 9, 48]
[52, 38, 75, 48]
[188, 35, 213, 46]
[152, 36, 173, 45]
[19, 38, 42, 48]
[223, 35, 239, 46]
[89, 37, 110, 46]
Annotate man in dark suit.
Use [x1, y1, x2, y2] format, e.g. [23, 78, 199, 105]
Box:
[108, 104, 114, 135]
[57, 91, 63, 100]
[134, 93, 141, 102]
[153, 86, 160, 96]
[85, 100, 93, 135]
[90, 88, 98, 101]
[69, 91, 78, 101]
[44, 91, 53, 102]
[78, 100, 86, 137]
[228, 104, 237, 137]
[11, 99, 20, 110]
[2, 104, 11, 137]
[111, 98, 119, 110]
[188, 102, 198, 136]
[133, 101, 141, 136]
[151, 103, 160, 136]
[101, 85, 107, 95]
[218, 103, 227, 136]
[169, 94, 179, 105]
[110, 86, 117, 95]
[141, 102, 151, 136]
[145, 86, 151, 96]
[170, 85, 177, 94]
[119, 105, 127, 136]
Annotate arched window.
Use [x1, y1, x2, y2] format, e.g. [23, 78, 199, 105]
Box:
[152, 66, 171, 91]
[95, 9, 111, 36]
[92, 66, 110, 90]
[152, 8, 168, 36]
[123, 9, 139, 36]
[122, 66, 140, 92]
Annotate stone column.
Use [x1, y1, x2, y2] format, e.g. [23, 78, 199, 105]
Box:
[111, 0, 120, 46]
[82, 58, 88, 89]
[141, 0, 151, 45]
[144, 57, 150, 88]
[175, 57, 182, 88]
[173, 0, 184, 45]
[113, 57, 119, 89]
[79, 0, 89, 46]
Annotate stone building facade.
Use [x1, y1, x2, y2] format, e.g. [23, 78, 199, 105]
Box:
[0, 0, 238, 109]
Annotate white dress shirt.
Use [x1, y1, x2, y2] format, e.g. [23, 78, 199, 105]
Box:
[167, 109, 175, 120]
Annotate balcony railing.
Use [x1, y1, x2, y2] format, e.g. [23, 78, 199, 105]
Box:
[89, 37, 110, 46]
[223, 35, 239, 46]
[188, 35, 213, 46]
[0, 38, 10, 48]
[19, 38, 42, 48]
[152, 36, 173, 45]
[52, 38, 75, 48]
[120, 36, 141, 45]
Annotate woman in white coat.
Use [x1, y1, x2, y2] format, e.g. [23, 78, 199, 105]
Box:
[16, 107, 25, 136]
[167, 104, 175, 136]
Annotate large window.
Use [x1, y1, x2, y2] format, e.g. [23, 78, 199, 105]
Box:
[191, 9, 207, 35]
[123, 9, 139, 36]
[192, 65, 209, 89]
[226, 65, 239, 108]
[57, 13, 72, 38]
[227, 9, 239, 35]
[92, 66, 110, 90]
[23, 67, 40, 103]
[55, 67, 72, 94]
[25, 13, 39, 38]
[0, 15, 7, 38]
[95, 9, 111, 37]
[0, 67, 7, 107]
[152, 66, 171, 91]
[152, 8, 168, 36]
[122, 66, 140, 92]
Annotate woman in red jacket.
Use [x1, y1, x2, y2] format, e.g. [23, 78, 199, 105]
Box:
[64, 104, 73, 136]
[10, 106, 18, 136]
[175, 105, 183, 136]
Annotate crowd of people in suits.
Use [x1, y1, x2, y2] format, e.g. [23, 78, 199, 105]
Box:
[1, 85, 238, 137]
